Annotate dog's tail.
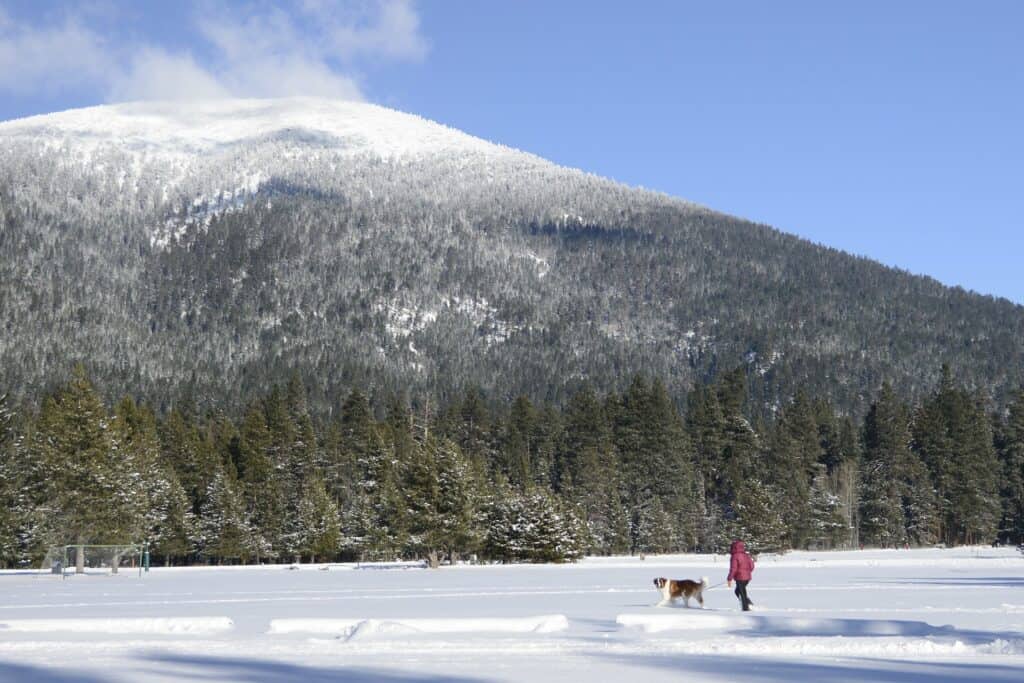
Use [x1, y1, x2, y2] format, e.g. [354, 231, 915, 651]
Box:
[701, 576, 710, 587]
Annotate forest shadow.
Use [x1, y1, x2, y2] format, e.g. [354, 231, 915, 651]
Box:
[598, 653, 1024, 682]
[0, 660, 113, 683]
[137, 653, 487, 683]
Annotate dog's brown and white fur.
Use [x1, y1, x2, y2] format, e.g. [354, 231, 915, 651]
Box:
[653, 576, 709, 608]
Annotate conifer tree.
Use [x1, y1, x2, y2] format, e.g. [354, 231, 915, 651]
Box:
[160, 409, 219, 516]
[727, 479, 786, 554]
[235, 402, 283, 560]
[531, 404, 561, 490]
[338, 389, 407, 559]
[808, 464, 848, 548]
[767, 390, 821, 548]
[432, 437, 484, 561]
[859, 384, 910, 546]
[33, 367, 139, 556]
[686, 383, 727, 502]
[612, 377, 699, 553]
[199, 467, 252, 563]
[501, 395, 537, 490]
[913, 366, 999, 544]
[2, 411, 48, 566]
[997, 391, 1024, 543]
[560, 386, 628, 554]
[449, 387, 496, 471]
[294, 475, 341, 562]
[113, 397, 197, 561]
[0, 393, 18, 564]
[483, 483, 585, 563]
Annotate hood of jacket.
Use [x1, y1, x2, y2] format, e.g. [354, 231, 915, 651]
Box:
[730, 540, 746, 555]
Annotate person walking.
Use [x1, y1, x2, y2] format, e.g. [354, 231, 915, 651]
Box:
[727, 539, 755, 611]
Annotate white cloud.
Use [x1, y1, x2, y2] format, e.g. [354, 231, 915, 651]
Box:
[321, 0, 429, 62]
[0, 17, 113, 95]
[0, 1, 428, 104]
[108, 48, 230, 102]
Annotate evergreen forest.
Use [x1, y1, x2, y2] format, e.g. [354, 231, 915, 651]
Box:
[2, 363, 1021, 568]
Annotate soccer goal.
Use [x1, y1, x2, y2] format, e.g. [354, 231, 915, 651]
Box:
[42, 544, 145, 578]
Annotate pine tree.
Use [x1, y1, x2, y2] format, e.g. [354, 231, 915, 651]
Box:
[914, 366, 999, 544]
[997, 391, 1024, 543]
[1, 411, 48, 566]
[236, 401, 284, 560]
[531, 404, 561, 491]
[501, 395, 537, 490]
[859, 384, 910, 546]
[0, 393, 19, 565]
[826, 417, 861, 548]
[686, 383, 727, 502]
[338, 389, 406, 560]
[560, 386, 628, 554]
[767, 391, 821, 549]
[449, 387, 496, 471]
[160, 409, 219, 517]
[808, 465, 848, 548]
[612, 376, 699, 554]
[112, 397, 197, 562]
[433, 438, 485, 561]
[199, 467, 253, 563]
[728, 479, 786, 554]
[483, 484, 585, 563]
[33, 367, 139, 554]
[294, 475, 341, 562]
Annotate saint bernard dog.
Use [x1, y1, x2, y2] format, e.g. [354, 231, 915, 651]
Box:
[653, 576, 709, 608]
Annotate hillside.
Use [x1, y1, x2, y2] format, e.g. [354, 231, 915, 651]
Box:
[1, 97, 1022, 416]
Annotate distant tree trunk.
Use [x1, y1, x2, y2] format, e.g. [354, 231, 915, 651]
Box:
[427, 551, 440, 569]
[75, 544, 85, 574]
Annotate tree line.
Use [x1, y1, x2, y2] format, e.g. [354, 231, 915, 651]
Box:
[0, 364, 1021, 568]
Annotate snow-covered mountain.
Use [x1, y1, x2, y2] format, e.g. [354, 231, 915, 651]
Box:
[0, 98, 501, 162]
[0, 98, 581, 248]
[1, 98, 1022, 414]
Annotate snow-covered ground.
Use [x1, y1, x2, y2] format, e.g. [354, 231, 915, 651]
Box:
[1, 547, 1022, 682]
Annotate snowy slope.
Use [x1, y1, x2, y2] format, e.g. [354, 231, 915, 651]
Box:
[0, 97, 571, 250]
[0, 97, 507, 163]
[0, 547, 1021, 682]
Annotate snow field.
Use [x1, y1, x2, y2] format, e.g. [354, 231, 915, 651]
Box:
[0, 547, 1022, 682]
[268, 614, 569, 639]
[0, 617, 233, 635]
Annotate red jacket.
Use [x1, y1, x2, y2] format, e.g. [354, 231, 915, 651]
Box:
[727, 540, 754, 582]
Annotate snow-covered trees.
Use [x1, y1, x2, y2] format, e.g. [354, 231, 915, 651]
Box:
[199, 468, 252, 563]
[4, 98, 1023, 447]
[0, 364, 1012, 569]
[484, 486, 585, 563]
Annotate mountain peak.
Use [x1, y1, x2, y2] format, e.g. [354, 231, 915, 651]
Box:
[0, 97, 506, 162]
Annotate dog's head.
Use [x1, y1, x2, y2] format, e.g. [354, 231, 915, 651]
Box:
[653, 577, 668, 589]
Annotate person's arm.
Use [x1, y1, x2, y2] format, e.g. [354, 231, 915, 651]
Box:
[727, 554, 737, 585]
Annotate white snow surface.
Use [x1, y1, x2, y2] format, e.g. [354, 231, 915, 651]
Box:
[0, 547, 1022, 682]
[0, 97, 503, 163]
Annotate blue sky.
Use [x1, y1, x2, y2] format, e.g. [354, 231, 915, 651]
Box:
[2, 1, 1021, 303]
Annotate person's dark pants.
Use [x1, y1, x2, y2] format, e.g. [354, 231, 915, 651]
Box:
[734, 580, 752, 611]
